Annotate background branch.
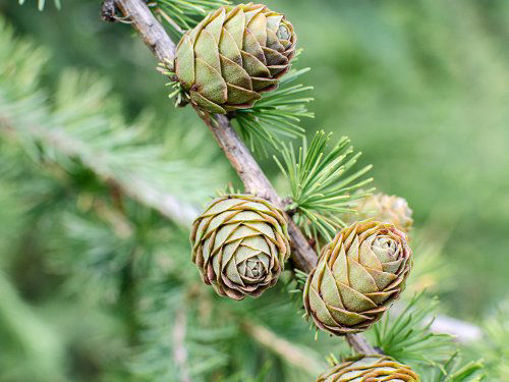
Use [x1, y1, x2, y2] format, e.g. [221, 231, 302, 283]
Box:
[242, 321, 325, 375]
[0, 117, 199, 227]
[429, 314, 482, 343]
[173, 309, 192, 382]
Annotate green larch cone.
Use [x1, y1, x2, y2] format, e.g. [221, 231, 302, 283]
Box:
[317, 355, 420, 382]
[303, 220, 412, 335]
[174, 3, 296, 114]
[190, 194, 291, 300]
[350, 193, 413, 233]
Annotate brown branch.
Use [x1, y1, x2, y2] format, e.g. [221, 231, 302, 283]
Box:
[112, 0, 377, 355]
[115, 0, 175, 63]
[346, 334, 381, 355]
[198, 112, 317, 272]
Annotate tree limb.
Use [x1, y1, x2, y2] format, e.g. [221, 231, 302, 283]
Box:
[115, 0, 175, 62]
[113, 0, 376, 354]
[197, 111, 317, 272]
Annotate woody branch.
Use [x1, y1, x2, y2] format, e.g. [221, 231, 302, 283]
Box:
[112, 0, 378, 355]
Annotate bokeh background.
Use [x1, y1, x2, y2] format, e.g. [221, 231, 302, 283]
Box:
[1, 0, 508, 380]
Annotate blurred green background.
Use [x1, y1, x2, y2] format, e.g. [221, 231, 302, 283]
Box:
[1, 0, 508, 380]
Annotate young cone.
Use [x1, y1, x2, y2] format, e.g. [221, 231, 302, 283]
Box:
[350, 193, 413, 233]
[303, 221, 412, 335]
[317, 355, 420, 382]
[191, 194, 290, 300]
[174, 3, 296, 114]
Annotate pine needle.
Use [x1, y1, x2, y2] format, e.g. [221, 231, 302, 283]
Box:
[275, 131, 373, 241]
[233, 67, 314, 154]
[148, 0, 230, 34]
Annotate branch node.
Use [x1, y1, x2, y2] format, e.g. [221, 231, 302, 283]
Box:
[102, 0, 132, 24]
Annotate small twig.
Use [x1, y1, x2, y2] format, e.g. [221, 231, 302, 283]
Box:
[101, 0, 132, 24]
[430, 314, 482, 343]
[173, 309, 192, 382]
[101, 0, 117, 22]
[92, 199, 133, 239]
[242, 321, 325, 375]
[346, 333, 383, 355]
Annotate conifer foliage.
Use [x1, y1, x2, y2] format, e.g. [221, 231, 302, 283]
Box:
[3, 1, 506, 381]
